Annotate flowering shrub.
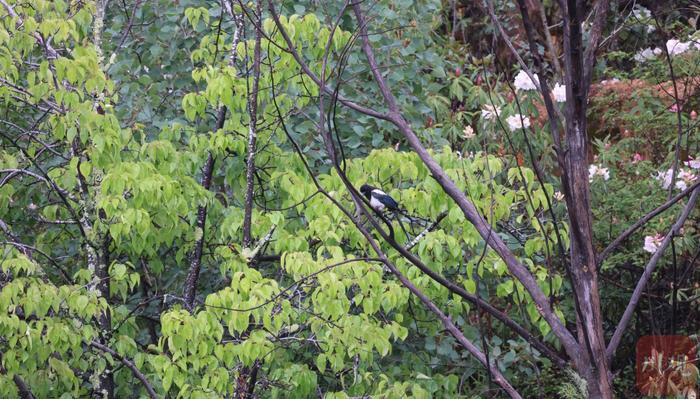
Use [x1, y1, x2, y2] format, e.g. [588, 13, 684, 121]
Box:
[589, 164, 611, 182]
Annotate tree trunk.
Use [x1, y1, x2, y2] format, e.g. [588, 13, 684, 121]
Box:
[560, 0, 613, 397]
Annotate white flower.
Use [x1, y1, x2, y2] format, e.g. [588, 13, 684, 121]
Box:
[675, 169, 698, 191]
[553, 191, 565, 201]
[456, 151, 474, 159]
[513, 70, 539, 91]
[143, 65, 150, 73]
[633, 6, 651, 20]
[643, 234, 664, 254]
[655, 168, 697, 190]
[463, 125, 475, 139]
[631, 7, 655, 33]
[634, 48, 657, 62]
[481, 104, 501, 121]
[653, 47, 663, 55]
[654, 168, 674, 189]
[552, 83, 566, 102]
[666, 39, 691, 56]
[684, 156, 700, 169]
[588, 164, 610, 182]
[601, 78, 620, 86]
[506, 115, 530, 131]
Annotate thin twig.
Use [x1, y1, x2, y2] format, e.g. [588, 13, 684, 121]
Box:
[89, 341, 159, 399]
[606, 187, 700, 360]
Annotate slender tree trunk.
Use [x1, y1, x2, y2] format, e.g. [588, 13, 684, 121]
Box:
[242, 0, 263, 249]
[182, 151, 215, 309]
[182, 4, 243, 308]
[237, 2, 263, 397]
[560, 0, 613, 397]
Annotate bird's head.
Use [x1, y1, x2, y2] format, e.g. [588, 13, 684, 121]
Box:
[360, 184, 375, 198]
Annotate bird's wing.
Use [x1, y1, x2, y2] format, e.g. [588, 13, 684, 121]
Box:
[372, 190, 399, 210]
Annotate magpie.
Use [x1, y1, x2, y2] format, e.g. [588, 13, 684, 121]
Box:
[360, 184, 399, 212]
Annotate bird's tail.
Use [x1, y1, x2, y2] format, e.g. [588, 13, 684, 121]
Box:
[388, 208, 434, 243]
[393, 208, 432, 226]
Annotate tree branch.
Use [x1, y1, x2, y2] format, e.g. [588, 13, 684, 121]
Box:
[535, 0, 562, 76]
[183, 6, 243, 309]
[0, 0, 58, 58]
[598, 179, 700, 264]
[89, 341, 158, 399]
[606, 187, 700, 360]
[582, 0, 611, 91]
[266, 1, 390, 121]
[183, 151, 215, 310]
[0, 350, 35, 398]
[349, 1, 579, 359]
[404, 211, 447, 250]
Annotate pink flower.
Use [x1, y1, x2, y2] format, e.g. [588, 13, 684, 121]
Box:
[684, 156, 700, 169]
[643, 234, 664, 254]
[675, 169, 698, 191]
[668, 103, 682, 113]
[632, 153, 644, 163]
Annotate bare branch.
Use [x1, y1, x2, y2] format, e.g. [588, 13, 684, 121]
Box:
[483, 0, 543, 94]
[1, 241, 73, 283]
[1, 168, 51, 187]
[89, 340, 159, 399]
[535, 0, 562, 76]
[183, 152, 215, 309]
[598, 179, 700, 264]
[582, 0, 611, 90]
[0, 350, 34, 399]
[106, 0, 144, 68]
[606, 187, 700, 360]
[267, 2, 390, 121]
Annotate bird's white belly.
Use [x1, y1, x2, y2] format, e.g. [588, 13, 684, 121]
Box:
[369, 196, 385, 211]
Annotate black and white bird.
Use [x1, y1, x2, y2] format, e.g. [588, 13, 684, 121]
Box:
[360, 184, 399, 212]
